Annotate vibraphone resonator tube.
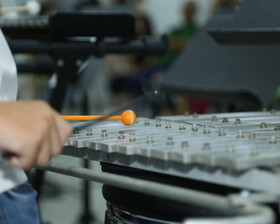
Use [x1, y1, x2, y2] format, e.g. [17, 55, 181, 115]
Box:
[61, 110, 137, 126]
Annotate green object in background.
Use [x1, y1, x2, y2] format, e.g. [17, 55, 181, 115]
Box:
[275, 86, 280, 99]
[157, 23, 198, 67]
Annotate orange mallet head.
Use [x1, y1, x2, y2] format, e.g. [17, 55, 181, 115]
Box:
[61, 110, 137, 126]
[120, 110, 137, 126]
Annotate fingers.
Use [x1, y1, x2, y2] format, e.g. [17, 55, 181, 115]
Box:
[9, 130, 48, 170]
[54, 112, 73, 146]
[8, 133, 41, 170]
[32, 108, 72, 168]
[49, 114, 63, 156]
[0, 100, 73, 170]
[9, 156, 23, 169]
[35, 131, 52, 168]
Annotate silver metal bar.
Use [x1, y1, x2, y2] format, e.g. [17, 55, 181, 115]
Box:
[36, 162, 275, 224]
[184, 204, 274, 224]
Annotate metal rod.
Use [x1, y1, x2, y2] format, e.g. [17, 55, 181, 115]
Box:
[36, 162, 275, 223]
[7, 36, 167, 57]
[80, 159, 93, 224]
[183, 202, 275, 224]
[1, 6, 28, 13]
[80, 91, 93, 224]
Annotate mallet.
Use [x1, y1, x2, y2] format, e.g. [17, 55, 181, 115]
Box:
[0, 1, 41, 16]
[62, 110, 137, 126]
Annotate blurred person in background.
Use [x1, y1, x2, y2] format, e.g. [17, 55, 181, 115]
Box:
[106, 11, 154, 106]
[155, 1, 211, 115]
[107, 1, 205, 116]
[157, 1, 198, 68]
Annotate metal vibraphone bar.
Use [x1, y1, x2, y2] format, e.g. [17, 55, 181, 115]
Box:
[62, 110, 280, 194]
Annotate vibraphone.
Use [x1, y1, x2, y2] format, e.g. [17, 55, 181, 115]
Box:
[63, 110, 280, 195]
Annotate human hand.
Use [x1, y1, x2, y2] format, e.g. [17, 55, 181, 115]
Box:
[0, 100, 72, 170]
